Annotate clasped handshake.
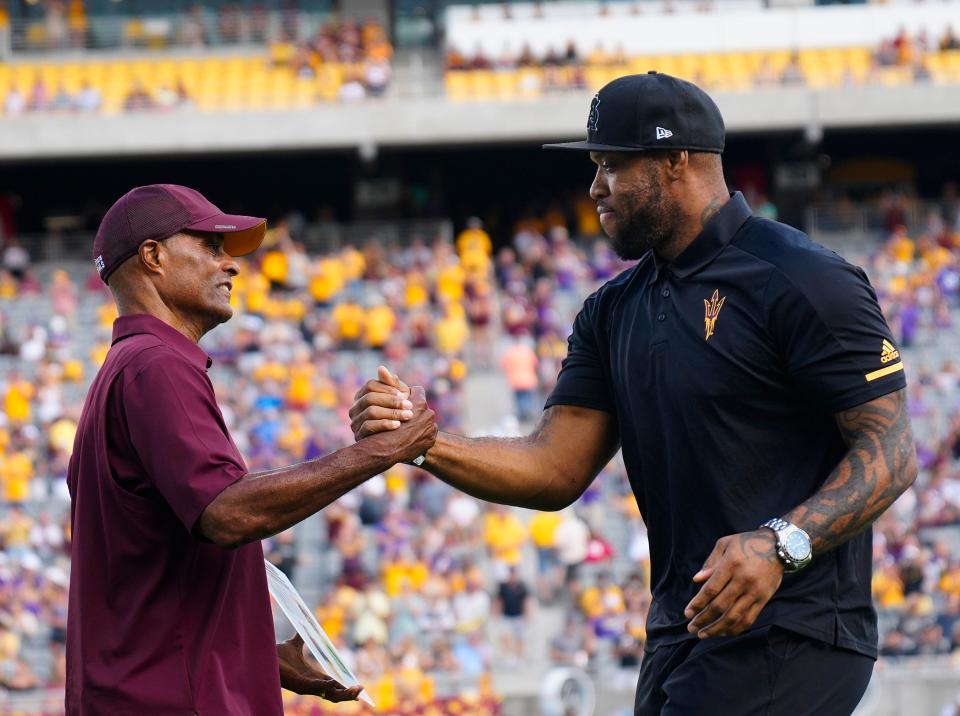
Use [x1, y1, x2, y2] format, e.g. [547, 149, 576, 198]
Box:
[348, 365, 438, 463]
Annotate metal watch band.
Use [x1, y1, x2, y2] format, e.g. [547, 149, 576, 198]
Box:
[761, 517, 792, 533]
[760, 518, 812, 573]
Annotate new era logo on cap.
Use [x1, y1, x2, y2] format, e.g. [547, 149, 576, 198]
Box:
[656, 127, 673, 140]
[95, 255, 105, 273]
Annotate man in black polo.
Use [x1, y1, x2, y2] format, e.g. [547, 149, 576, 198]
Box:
[349, 74, 917, 715]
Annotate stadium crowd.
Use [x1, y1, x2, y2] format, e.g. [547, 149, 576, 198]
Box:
[1, 13, 393, 117]
[268, 15, 393, 98]
[0, 183, 958, 711]
[445, 23, 960, 92]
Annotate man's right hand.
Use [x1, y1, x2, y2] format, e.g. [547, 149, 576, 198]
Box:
[355, 379, 437, 465]
[350, 366, 414, 440]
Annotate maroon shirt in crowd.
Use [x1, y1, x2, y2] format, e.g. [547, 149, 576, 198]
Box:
[66, 314, 282, 715]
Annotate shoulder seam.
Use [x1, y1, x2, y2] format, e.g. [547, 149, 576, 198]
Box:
[726, 242, 779, 272]
[766, 267, 849, 354]
[722, 243, 779, 333]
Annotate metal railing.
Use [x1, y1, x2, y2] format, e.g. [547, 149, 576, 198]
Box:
[805, 200, 951, 242]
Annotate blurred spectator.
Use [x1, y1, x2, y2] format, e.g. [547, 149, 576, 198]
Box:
[1, 505, 34, 556]
[364, 59, 392, 97]
[483, 504, 527, 580]
[555, 509, 590, 588]
[123, 80, 155, 112]
[180, 4, 207, 48]
[495, 567, 530, 660]
[49, 84, 73, 112]
[941, 26, 960, 53]
[2, 240, 29, 281]
[549, 616, 594, 667]
[26, 78, 49, 113]
[781, 53, 804, 85]
[3, 87, 25, 117]
[74, 81, 102, 113]
[529, 510, 563, 601]
[338, 74, 367, 102]
[453, 572, 491, 635]
[50, 269, 77, 320]
[28, 511, 64, 560]
[500, 335, 539, 422]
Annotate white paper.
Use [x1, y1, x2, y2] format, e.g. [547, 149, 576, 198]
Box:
[264, 559, 375, 707]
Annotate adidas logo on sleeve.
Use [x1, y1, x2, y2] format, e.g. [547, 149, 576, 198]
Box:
[880, 339, 900, 363]
[865, 339, 904, 382]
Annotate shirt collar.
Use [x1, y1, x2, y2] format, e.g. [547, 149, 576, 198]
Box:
[112, 314, 213, 371]
[651, 192, 752, 280]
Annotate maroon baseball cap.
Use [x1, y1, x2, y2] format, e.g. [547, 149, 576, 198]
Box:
[93, 184, 267, 284]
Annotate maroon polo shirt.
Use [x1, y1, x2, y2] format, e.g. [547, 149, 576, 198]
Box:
[66, 314, 282, 716]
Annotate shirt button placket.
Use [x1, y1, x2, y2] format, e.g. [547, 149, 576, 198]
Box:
[654, 272, 670, 339]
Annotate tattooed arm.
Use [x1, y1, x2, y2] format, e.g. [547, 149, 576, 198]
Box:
[684, 390, 917, 639]
[785, 388, 917, 554]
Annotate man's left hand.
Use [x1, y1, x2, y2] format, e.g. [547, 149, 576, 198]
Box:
[683, 529, 783, 639]
[277, 635, 363, 703]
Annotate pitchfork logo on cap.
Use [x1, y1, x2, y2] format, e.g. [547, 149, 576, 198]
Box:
[587, 94, 601, 131]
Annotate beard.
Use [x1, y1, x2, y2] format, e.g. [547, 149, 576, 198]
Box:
[605, 173, 675, 261]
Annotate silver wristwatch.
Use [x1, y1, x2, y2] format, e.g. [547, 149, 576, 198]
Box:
[760, 518, 812, 573]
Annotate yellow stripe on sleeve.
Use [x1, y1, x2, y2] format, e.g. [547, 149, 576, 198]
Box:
[864, 362, 904, 383]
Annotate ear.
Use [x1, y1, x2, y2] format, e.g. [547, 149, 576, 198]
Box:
[663, 150, 689, 181]
[138, 240, 165, 277]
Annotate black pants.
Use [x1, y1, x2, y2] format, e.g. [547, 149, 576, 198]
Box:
[634, 626, 874, 716]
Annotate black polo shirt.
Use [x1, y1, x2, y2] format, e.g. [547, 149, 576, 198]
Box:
[546, 192, 906, 658]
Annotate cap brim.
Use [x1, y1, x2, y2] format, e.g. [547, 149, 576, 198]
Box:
[542, 140, 649, 152]
[187, 213, 267, 256]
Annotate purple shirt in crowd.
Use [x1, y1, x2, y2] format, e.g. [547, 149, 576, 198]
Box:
[66, 314, 281, 715]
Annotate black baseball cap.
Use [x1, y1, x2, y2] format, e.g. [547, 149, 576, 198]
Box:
[543, 72, 725, 154]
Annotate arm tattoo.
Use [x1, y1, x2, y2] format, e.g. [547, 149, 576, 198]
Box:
[785, 388, 917, 555]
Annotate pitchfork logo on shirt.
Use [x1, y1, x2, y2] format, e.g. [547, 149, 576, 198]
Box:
[587, 94, 601, 132]
[703, 289, 726, 341]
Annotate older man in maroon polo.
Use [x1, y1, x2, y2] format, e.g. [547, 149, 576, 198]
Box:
[67, 185, 437, 715]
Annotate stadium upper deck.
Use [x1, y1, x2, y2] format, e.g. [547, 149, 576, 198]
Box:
[0, 1, 959, 159]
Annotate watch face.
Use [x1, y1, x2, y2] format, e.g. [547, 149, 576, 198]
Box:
[784, 531, 812, 562]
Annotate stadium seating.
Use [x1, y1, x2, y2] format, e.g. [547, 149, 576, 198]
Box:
[0, 53, 388, 113]
[443, 45, 960, 100]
